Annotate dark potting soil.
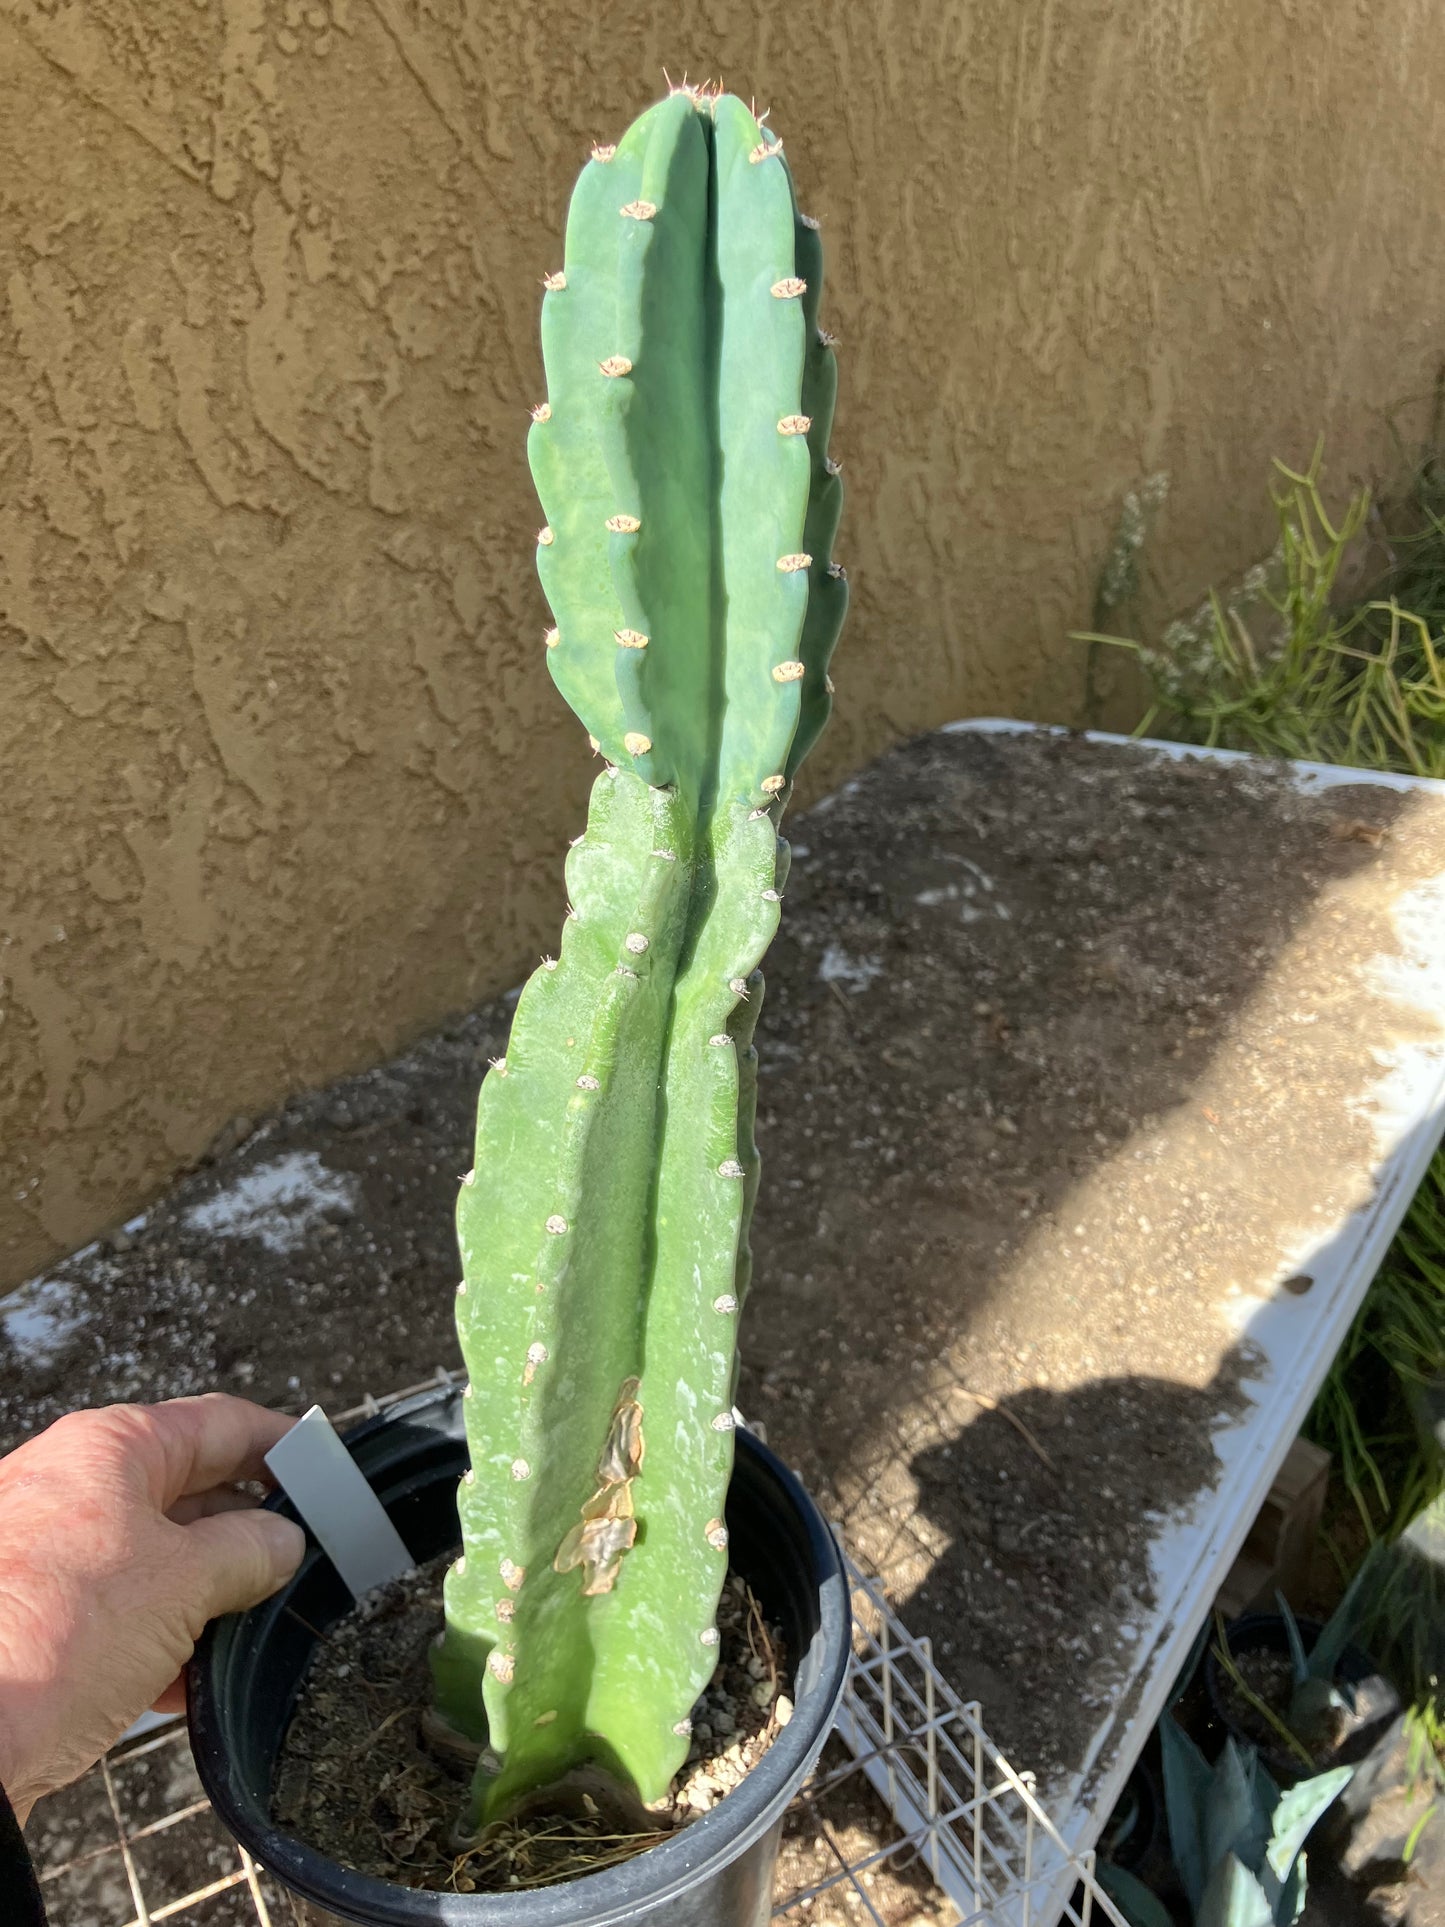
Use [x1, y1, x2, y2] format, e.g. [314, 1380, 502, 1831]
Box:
[7, 727, 1444, 1825]
[1217, 1641, 1399, 1783]
[272, 1556, 791, 1892]
[1219, 1649, 1325, 1762]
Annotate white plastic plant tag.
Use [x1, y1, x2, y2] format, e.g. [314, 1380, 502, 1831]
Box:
[264, 1404, 414, 1599]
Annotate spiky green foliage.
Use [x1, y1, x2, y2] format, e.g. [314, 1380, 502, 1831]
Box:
[1347, 1496, 1445, 1742]
[428, 89, 845, 1824]
[1258, 1566, 1374, 1760]
[1076, 448, 1445, 776]
[1101, 1725, 1351, 1927]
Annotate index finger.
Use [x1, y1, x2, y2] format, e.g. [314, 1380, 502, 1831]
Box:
[131, 1394, 298, 1507]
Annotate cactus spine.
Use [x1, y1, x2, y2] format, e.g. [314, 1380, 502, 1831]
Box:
[432, 86, 846, 1823]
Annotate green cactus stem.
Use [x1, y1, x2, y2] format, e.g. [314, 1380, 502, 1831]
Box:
[430, 85, 846, 1825]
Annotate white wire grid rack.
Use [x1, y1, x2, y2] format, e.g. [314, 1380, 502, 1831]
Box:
[29, 1371, 1129, 1927]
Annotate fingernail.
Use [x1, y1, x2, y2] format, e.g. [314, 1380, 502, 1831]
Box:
[256, 1511, 307, 1584]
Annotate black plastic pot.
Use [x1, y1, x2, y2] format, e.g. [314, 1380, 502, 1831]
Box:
[1099, 1746, 1164, 1875]
[189, 1386, 850, 1927]
[1069, 1740, 1174, 1924]
[1204, 1611, 1399, 1785]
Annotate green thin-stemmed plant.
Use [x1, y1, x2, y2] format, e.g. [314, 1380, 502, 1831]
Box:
[1076, 447, 1445, 777]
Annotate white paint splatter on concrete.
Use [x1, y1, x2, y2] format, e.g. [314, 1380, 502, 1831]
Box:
[915, 857, 1010, 922]
[1, 1276, 87, 1364]
[184, 1152, 357, 1256]
[818, 943, 884, 994]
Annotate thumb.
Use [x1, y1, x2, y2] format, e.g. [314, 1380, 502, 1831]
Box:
[182, 1507, 307, 1621]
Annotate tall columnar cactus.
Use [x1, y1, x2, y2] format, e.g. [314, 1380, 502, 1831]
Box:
[430, 84, 846, 1825]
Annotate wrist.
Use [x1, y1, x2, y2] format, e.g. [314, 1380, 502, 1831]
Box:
[0, 1702, 36, 1828]
[0, 1578, 57, 1829]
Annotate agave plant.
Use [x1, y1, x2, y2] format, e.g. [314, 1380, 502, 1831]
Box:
[1275, 1579, 1368, 1757]
[1100, 1719, 1350, 1927]
[425, 83, 846, 1828]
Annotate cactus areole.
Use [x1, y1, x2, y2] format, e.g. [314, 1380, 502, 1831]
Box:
[430, 86, 846, 1826]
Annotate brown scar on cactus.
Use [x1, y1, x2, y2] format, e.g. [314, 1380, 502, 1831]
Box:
[553, 1378, 646, 1596]
[597, 1376, 645, 1482]
[624, 731, 652, 756]
[554, 1497, 637, 1597]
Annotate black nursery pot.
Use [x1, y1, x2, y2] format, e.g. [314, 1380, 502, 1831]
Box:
[1098, 1748, 1164, 1875]
[188, 1386, 851, 1927]
[1204, 1611, 1398, 1783]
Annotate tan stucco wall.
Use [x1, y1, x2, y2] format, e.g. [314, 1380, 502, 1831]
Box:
[4, 1, 1445, 1289]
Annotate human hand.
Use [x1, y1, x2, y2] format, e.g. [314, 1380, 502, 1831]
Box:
[0, 1394, 305, 1824]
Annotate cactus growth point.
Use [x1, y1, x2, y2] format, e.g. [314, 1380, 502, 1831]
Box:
[430, 86, 846, 1824]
